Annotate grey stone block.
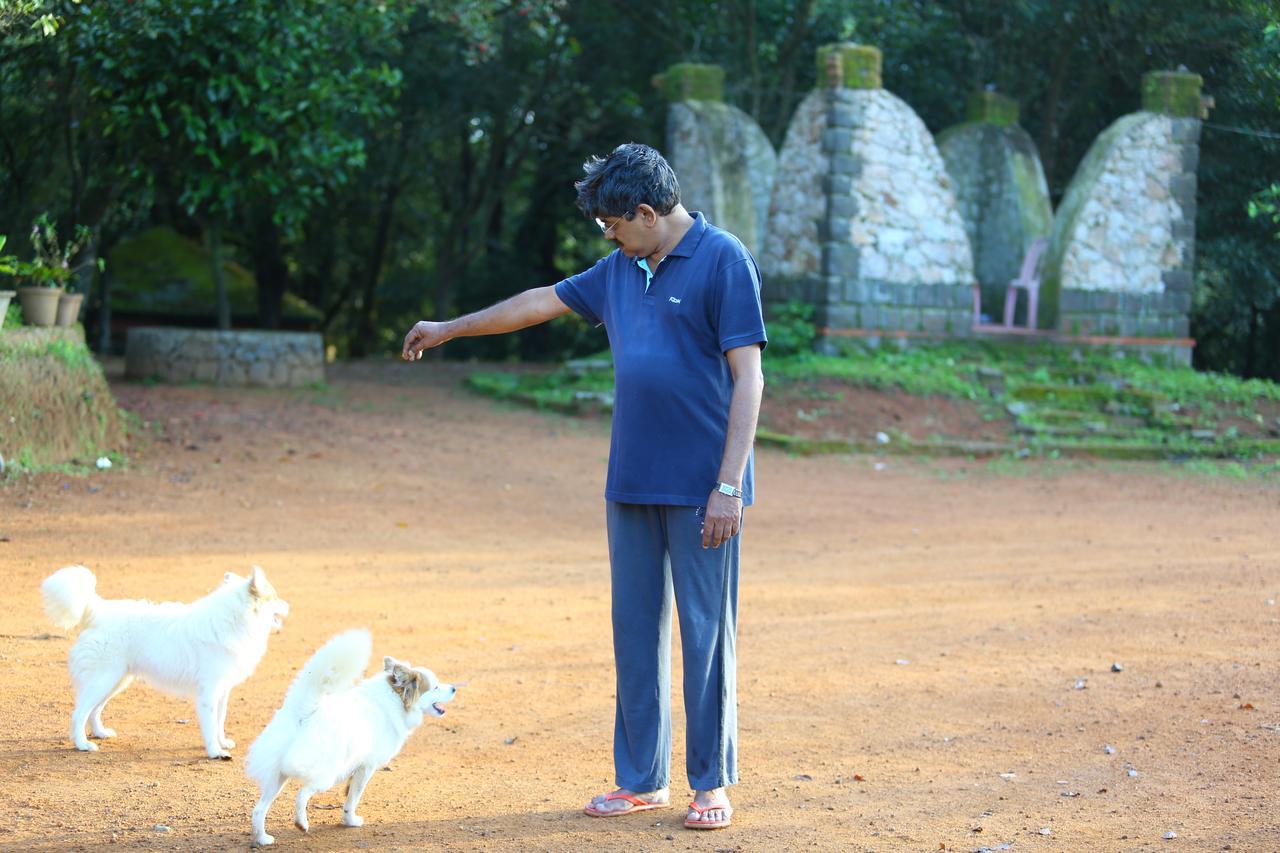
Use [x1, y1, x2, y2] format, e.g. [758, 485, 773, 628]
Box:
[828, 194, 859, 220]
[1181, 144, 1200, 172]
[1172, 220, 1195, 240]
[1165, 290, 1191, 314]
[1170, 173, 1197, 207]
[829, 103, 858, 128]
[825, 174, 853, 196]
[1171, 119, 1202, 144]
[830, 154, 859, 176]
[1163, 270, 1193, 292]
[822, 127, 854, 154]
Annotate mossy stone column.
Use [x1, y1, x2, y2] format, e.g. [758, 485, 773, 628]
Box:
[1049, 70, 1203, 360]
[937, 91, 1053, 324]
[660, 62, 776, 255]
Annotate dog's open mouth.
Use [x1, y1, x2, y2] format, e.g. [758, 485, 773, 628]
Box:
[431, 702, 447, 716]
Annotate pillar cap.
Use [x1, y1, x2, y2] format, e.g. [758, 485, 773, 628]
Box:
[965, 91, 1019, 126]
[816, 43, 882, 90]
[652, 63, 724, 102]
[1142, 70, 1204, 118]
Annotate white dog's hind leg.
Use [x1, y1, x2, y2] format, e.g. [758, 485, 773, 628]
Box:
[293, 786, 317, 833]
[252, 772, 287, 846]
[89, 674, 133, 739]
[215, 689, 235, 749]
[342, 765, 374, 827]
[196, 687, 230, 759]
[71, 665, 126, 751]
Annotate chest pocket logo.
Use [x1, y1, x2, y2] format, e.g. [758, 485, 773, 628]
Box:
[668, 296, 681, 304]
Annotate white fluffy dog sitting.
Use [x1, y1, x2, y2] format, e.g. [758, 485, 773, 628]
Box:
[246, 629, 456, 846]
[40, 565, 289, 758]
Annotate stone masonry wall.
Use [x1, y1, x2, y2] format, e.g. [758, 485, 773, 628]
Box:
[763, 44, 975, 342]
[938, 103, 1053, 322]
[1043, 71, 1203, 350]
[667, 100, 777, 256]
[126, 328, 324, 387]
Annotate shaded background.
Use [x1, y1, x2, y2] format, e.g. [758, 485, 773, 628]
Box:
[1, 0, 1276, 376]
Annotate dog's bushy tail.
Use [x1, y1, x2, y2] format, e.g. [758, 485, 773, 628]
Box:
[41, 565, 100, 631]
[283, 629, 372, 715]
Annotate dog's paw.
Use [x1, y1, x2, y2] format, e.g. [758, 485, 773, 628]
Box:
[251, 832, 274, 847]
[342, 813, 364, 828]
[207, 750, 232, 761]
[219, 736, 236, 749]
[293, 818, 309, 834]
[76, 742, 99, 752]
[91, 727, 117, 739]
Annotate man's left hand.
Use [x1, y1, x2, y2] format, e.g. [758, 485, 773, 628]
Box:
[702, 489, 743, 549]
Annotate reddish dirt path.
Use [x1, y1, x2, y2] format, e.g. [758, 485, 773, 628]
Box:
[1, 361, 1277, 851]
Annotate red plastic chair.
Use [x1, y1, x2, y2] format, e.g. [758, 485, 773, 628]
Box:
[1003, 237, 1049, 329]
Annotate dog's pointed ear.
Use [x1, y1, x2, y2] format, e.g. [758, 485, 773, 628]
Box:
[248, 566, 271, 598]
[387, 666, 424, 712]
[383, 656, 398, 673]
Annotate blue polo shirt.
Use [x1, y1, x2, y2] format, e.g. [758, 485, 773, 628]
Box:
[555, 212, 767, 507]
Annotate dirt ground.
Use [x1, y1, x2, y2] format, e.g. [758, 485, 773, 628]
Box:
[1, 360, 1277, 852]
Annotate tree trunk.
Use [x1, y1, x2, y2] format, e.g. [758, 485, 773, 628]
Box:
[209, 221, 231, 330]
[251, 210, 289, 329]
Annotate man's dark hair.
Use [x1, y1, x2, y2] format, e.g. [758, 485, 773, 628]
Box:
[574, 143, 681, 219]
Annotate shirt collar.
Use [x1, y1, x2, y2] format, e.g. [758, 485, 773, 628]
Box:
[665, 211, 707, 259]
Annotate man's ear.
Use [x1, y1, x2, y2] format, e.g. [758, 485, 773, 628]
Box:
[635, 203, 657, 226]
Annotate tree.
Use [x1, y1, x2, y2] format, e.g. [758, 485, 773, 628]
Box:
[74, 0, 405, 328]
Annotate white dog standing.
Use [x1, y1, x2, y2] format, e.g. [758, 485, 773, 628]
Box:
[245, 629, 456, 846]
[40, 564, 289, 759]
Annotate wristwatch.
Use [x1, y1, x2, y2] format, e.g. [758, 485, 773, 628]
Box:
[715, 481, 744, 499]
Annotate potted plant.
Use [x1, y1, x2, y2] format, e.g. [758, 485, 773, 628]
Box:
[0, 235, 18, 330]
[18, 213, 99, 327]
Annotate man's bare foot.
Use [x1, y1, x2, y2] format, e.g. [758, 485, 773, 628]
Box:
[584, 787, 670, 816]
[685, 788, 733, 829]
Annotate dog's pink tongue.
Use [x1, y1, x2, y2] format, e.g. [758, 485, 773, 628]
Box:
[432, 702, 447, 715]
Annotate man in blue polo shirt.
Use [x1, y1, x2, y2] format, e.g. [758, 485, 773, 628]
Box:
[402, 143, 766, 831]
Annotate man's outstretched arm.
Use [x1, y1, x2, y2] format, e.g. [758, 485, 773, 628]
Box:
[402, 285, 572, 360]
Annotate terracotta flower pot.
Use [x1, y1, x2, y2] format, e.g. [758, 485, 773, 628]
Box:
[55, 291, 84, 327]
[18, 286, 63, 327]
[0, 290, 14, 329]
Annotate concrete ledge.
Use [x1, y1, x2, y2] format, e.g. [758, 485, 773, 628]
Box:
[125, 327, 324, 387]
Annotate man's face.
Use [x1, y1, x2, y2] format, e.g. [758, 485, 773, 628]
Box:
[597, 206, 655, 258]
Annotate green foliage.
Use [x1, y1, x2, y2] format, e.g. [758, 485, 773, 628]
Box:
[75, 0, 404, 233]
[765, 300, 817, 357]
[107, 226, 318, 319]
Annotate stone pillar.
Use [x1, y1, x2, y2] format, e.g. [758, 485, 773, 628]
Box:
[658, 63, 777, 256]
[1043, 70, 1203, 361]
[762, 43, 975, 347]
[937, 91, 1053, 323]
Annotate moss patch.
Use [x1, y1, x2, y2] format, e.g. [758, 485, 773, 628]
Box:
[107, 226, 320, 321]
[965, 91, 1019, 126]
[0, 327, 128, 471]
[1142, 71, 1203, 118]
[816, 43, 881, 90]
[653, 63, 724, 102]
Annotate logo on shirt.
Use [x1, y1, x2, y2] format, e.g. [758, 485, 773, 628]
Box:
[668, 296, 681, 304]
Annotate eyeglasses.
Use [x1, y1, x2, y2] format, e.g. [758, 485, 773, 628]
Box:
[594, 211, 633, 239]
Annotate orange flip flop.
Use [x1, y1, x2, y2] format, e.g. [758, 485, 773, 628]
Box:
[684, 799, 733, 829]
[584, 792, 669, 817]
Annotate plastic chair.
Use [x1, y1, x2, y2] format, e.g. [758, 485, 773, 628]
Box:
[1003, 237, 1049, 329]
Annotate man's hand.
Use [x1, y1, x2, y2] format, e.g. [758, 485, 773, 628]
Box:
[402, 321, 451, 361]
[701, 489, 743, 549]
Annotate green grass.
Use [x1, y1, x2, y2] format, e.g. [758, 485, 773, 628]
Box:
[464, 340, 1280, 462]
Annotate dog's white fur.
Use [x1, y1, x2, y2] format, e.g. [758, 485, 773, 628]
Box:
[40, 564, 289, 758]
[245, 629, 456, 846]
